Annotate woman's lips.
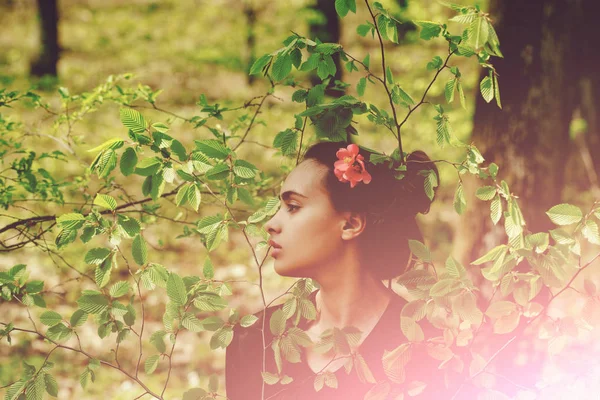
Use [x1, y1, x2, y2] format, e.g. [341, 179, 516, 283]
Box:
[271, 248, 282, 257]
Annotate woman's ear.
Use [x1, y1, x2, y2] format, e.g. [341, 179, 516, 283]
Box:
[340, 211, 366, 241]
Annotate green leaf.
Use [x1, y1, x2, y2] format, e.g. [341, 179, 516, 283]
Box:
[205, 163, 230, 181]
[25, 280, 44, 294]
[79, 369, 89, 389]
[182, 388, 208, 400]
[77, 294, 109, 314]
[44, 373, 58, 397]
[46, 323, 72, 342]
[150, 171, 166, 201]
[423, 169, 438, 201]
[335, 0, 356, 17]
[450, 12, 477, 24]
[70, 309, 88, 328]
[363, 54, 370, 69]
[457, 80, 466, 109]
[182, 313, 204, 332]
[490, 195, 502, 225]
[135, 157, 162, 176]
[199, 316, 224, 331]
[357, 23, 372, 37]
[94, 259, 112, 288]
[387, 19, 399, 43]
[445, 79, 456, 103]
[175, 184, 190, 207]
[357, 77, 366, 97]
[453, 183, 466, 215]
[132, 234, 148, 265]
[273, 129, 298, 157]
[56, 213, 86, 230]
[93, 194, 117, 211]
[493, 74, 502, 109]
[117, 214, 141, 238]
[233, 164, 256, 179]
[485, 301, 518, 318]
[188, 184, 202, 212]
[203, 257, 214, 279]
[262, 372, 280, 385]
[25, 375, 45, 400]
[84, 248, 111, 266]
[382, 343, 411, 384]
[167, 273, 188, 306]
[472, 244, 507, 265]
[195, 140, 230, 160]
[476, 186, 497, 201]
[272, 54, 292, 81]
[582, 219, 600, 245]
[119, 147, 137, 176]
[430, 279, 461, 297]
[120, 108, 147, 133]
[270, 309, 286, 336]
[150, 331, 166, 353]
[210, 326, 233, 349]
[145, 354, 160, 375]
[400, 317, 424, 342]
[249, 54, 271, 76]
[546, 203, 583, 225]
[240, 315, 258, 327]
[5, 380, 25, 400]
[376, 14, 389, 41]
[386, 66, 394, 85]
[445, 256, 466, 279]
[408, 240, 431, 263]
[467, 16, 489, 49]
[109, 281, 130, 298]
[415, 21, 442, 40]
[40, 311, 62, 327]
[86, 138, 124, 154]
[480, 76, 493, 103]
[427, 56, 443, 70]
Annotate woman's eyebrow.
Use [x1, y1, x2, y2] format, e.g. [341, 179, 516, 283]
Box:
[279, 190, 308, 201]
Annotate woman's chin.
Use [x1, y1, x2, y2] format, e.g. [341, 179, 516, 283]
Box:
[274, 262, 309, 278]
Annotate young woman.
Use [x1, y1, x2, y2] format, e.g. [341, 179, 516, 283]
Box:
[226, 141, 454, 399]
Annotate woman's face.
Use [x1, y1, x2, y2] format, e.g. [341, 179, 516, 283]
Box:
[264, 160, 347, 278]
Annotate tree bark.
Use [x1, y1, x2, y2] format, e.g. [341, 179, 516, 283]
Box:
[576, 1, 600, 183]
[30, 0, 60, 77]
[456, 0, 593, 391]
[244, 2, 257, 86]
[458, 0, 581, 264]
[309, 0, 342, 96]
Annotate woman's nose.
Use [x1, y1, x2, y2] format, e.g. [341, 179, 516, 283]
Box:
[264, 214, 279, 234]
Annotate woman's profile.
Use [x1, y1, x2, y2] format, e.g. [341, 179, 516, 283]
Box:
[226, 140, 455, 399]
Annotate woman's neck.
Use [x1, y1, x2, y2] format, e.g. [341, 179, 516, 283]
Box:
[313, 271, 392, 329]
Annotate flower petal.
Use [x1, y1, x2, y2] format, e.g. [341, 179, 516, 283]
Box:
[336, 148, 351, 159]
[334, 160, 350, 171]
[362, 169, 372, 184]
[347, 144, 359, 156]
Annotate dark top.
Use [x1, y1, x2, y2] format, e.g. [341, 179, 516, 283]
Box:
[226, 290, 466, 400]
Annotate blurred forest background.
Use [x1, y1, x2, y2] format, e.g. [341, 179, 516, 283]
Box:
[1, 0, 599, 398]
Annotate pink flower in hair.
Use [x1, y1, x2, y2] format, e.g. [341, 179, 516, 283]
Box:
[333, 144, 372, 188]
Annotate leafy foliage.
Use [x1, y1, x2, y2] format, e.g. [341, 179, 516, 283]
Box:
[0, 1, 598, 400]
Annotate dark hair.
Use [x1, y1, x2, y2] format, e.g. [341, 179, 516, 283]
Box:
[302, 141, 439, 280]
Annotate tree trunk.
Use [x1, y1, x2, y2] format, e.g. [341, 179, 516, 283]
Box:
[309, 0, 342, 96]
[456, 0, 591, 391]
[576, 1, 600, 184]
[244, 2, 257, 86]
[30, 0, 59, 77]
[458, 0, 580, 264]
